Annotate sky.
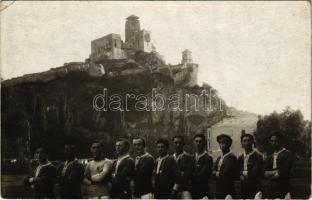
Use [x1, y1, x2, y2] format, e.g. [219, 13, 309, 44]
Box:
[1, 1, 311, 120]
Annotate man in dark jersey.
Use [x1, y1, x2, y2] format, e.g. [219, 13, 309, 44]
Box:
[56, 144, 85, 198]
[111, 139, 135, 199]
[172, 135, 194, 199]
[214, 134, 238, 199]
[154, 138, 181, 199]
[264, 131, 293, 199]
[238, 132, 263, 199]
[24, 147, 56, 198]
[191, 134, 213, 199]
[132, 137, 155, 199]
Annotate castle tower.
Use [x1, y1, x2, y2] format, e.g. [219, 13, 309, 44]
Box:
[182, 49, 193, 64]
[138, 29, 152, 52]
[125, 15, 141, 47]
[181, 49, 198, 86]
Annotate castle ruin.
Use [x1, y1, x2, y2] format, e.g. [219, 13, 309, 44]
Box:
[89, 15, 199, 87]
[90, 15, 154, 62]
[4, 15, 200, 88]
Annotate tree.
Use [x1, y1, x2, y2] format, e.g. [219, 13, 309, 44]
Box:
[255, 107, 310, 159]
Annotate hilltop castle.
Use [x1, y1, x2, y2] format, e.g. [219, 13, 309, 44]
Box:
[89, 15, 198, 86]
[90, 15, 154, 62]
[4, 15, 199, 87]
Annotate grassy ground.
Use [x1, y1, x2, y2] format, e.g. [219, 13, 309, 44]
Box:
[1, 174, 310, 199]
[1, 175, 32, 198]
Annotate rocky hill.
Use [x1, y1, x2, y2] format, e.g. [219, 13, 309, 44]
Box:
[2, 51, 227, 159]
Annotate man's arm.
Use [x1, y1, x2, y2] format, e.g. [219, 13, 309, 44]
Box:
[170, 158, 181, 198]
[237, 155, 243, 173]
[213, 157, 220, 171]
[237, 155, 246, 180]
[138, 156, 155, 177]
[83, 163, 92, 185]
[68, 163, 85, 184]
[91, 161, 112, 182]
[218, 155, 238, 181]
[264, 155, 276, 178]
[55, 162, 65, 183]
[184, 155, 195, 180]
[33, 165, 57, 186]
[275, 151, 293, 178]
[24, 166, 36, 186]
[213, 157, 221, 177]
[24, 174, 32, 186]
[248, 153, 264, 179]
[193, 156, 213, 181]
[114, 159, 135, 184]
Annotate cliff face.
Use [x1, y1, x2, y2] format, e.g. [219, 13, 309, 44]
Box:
[1, 52, 226, 159]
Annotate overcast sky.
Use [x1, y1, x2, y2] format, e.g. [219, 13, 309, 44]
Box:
[1, 1, 310, 119]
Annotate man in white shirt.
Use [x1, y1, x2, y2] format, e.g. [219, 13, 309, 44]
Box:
[83, 141, 112, 198]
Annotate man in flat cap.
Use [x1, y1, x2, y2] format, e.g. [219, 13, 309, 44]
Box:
[238, 131, 263, 199]
[264, 131, 293, 199]
[214, 134, 238, 199]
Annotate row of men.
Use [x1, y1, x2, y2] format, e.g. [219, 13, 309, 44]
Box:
[24, 131, 293, 199]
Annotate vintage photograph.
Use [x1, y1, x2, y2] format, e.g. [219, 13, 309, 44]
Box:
[1, 1, 311, 199]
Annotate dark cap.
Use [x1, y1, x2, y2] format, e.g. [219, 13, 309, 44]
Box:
[240, 132, 254, 141]
[217, 134, 232, 145]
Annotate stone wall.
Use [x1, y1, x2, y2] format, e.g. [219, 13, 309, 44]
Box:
[91, 34, 126, 62]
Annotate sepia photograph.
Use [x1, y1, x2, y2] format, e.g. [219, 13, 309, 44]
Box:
[1, 1, 311, 199]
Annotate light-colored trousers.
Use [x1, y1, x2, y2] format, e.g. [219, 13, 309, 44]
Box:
[178, 191, 192, 199]
[140, 193, 154, 199]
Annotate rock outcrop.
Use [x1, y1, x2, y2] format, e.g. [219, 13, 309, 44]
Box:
[2, 52, 226, 159]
